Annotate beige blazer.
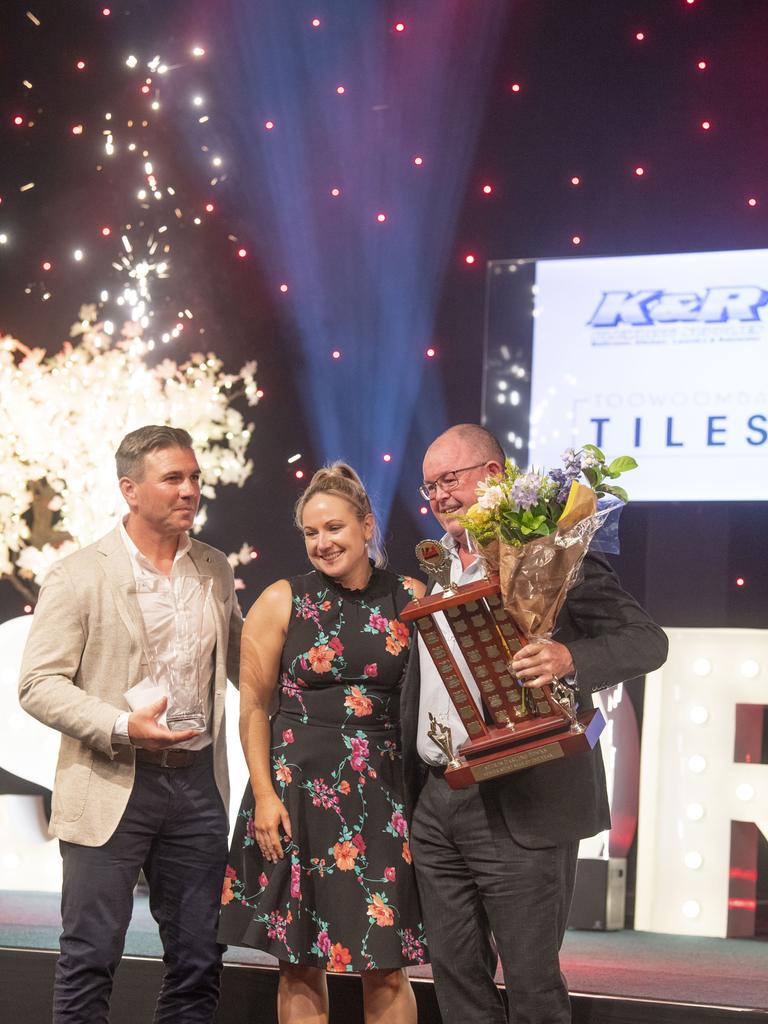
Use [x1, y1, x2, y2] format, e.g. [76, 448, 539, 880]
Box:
[18, 527, 242, 846]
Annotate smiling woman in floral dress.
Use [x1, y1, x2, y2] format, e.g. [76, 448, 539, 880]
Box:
[218, 463, 427, 1024]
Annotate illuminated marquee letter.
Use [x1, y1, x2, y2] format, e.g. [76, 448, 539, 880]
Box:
[635, 628, 768, 938]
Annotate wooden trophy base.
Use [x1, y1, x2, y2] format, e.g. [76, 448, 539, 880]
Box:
[444, 706, 605, 789]
[401, 557, 606, 790]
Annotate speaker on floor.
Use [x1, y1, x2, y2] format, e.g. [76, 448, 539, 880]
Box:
[567, 857, 626, 931]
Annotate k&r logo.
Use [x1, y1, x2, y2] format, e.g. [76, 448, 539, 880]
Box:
[589, 287, 768, 327]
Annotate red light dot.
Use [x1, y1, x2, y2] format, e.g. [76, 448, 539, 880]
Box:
[336, 85, 345, 95]
[736, 577, 745, 587]
[330, 187, 341, 197]
[383, 453, 392, 463]
[425, 347, 436, 358]
[413, 156, 423, 166]
[311, 17, 321, 27]
[237, 247, 247, 258]
[42, 261, 52, 271]
[24, 604, 33, 614]
[102, 7, 111, 15]
[295, 469, 305, 480]
[279, 283, 289, 293]
[250, 550, 259, 560]
[205, 202, 215, 213]
[747, 197, 758, 208]
[570, 176, 581, 186]
[464, 253, 476, 265]
[572, 235, 582, 246]
[686, 0, 696, 5]
[264, 120, 275, 130]
[394, 22, 406, 33]
[482, 184, 493, 195]
[419, 506, 428, 516]
[635, 31, 645, 41]
[71, 124, 84, 135]
[634, 166, 645, 176]
[76, 60, 86, 71]
[697, 60, 707, 70]
[13, 115, 24, 126]
[141, 84, 151, 94]
[100, 226, 111, 236]
[701, 120, 711, 130]
[376, 212, 387, 223]
[256, 389, 264, 398]
[331, 349, 341, 359]
[511, 82, 521, 93]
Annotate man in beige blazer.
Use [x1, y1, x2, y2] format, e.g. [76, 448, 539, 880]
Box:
[19, 425, 243, 1024]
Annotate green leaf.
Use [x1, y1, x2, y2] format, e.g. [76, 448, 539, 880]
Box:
[582, 467, 598, 487]
[520, 512, 546, 530]
[601, 483, 629, 503]
[606, 455, 638, 476]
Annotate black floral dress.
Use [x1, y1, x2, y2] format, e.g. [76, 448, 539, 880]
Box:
[218, 567, 428, 972]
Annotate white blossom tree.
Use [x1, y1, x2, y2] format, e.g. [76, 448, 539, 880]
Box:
[1, 309, 259, 601]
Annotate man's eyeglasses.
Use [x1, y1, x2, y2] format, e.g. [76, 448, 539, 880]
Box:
[419, 463, 488, 501]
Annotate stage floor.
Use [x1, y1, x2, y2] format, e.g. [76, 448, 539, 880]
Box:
[1, 891, 767, 1014]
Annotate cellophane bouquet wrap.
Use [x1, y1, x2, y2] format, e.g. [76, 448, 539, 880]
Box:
[460, 446, 636, 639]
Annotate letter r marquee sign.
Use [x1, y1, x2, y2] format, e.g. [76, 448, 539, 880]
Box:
[635, 628, 768, 938]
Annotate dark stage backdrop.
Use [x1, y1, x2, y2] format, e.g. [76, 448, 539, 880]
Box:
[3, 1, 768, 628]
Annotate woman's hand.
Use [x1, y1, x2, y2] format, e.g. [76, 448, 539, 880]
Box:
[253, 791, 292, 863]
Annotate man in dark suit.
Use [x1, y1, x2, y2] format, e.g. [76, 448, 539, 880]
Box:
[402, 424, 667, 1024]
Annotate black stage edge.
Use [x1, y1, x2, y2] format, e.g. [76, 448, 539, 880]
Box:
[2, 948, 766, 1024]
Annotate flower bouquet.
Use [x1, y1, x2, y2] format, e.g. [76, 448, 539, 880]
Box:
[459, 445, 637, 640]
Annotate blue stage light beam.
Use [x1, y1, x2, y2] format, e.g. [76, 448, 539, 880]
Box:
[199, 0, 509, 526]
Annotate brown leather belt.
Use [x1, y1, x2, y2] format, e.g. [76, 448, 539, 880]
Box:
[135, 746, 209, 769]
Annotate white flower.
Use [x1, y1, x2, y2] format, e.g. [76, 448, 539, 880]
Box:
[476, 482, 505, 510]
[0, 328, 257, 591]
[16, 541, 80, 585]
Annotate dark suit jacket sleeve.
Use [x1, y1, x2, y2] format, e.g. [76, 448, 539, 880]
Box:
[556, 553, 668, 706]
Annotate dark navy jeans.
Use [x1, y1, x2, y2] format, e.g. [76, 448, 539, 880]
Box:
[54, 748, 229, 1024]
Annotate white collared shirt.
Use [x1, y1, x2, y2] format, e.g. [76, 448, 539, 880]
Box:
[112, 521, 217, 749]
[416, 536, 486, 765]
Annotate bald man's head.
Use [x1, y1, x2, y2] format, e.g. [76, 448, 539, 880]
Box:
[422, 425, 505, 545]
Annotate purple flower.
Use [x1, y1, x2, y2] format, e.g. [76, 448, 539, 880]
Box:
[562, 447, 581, 472]
[317, 930, 331, 955]
[368, 612, 388, 633]
[511, 472, 547, 510]
[548, 468, 571, 505]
